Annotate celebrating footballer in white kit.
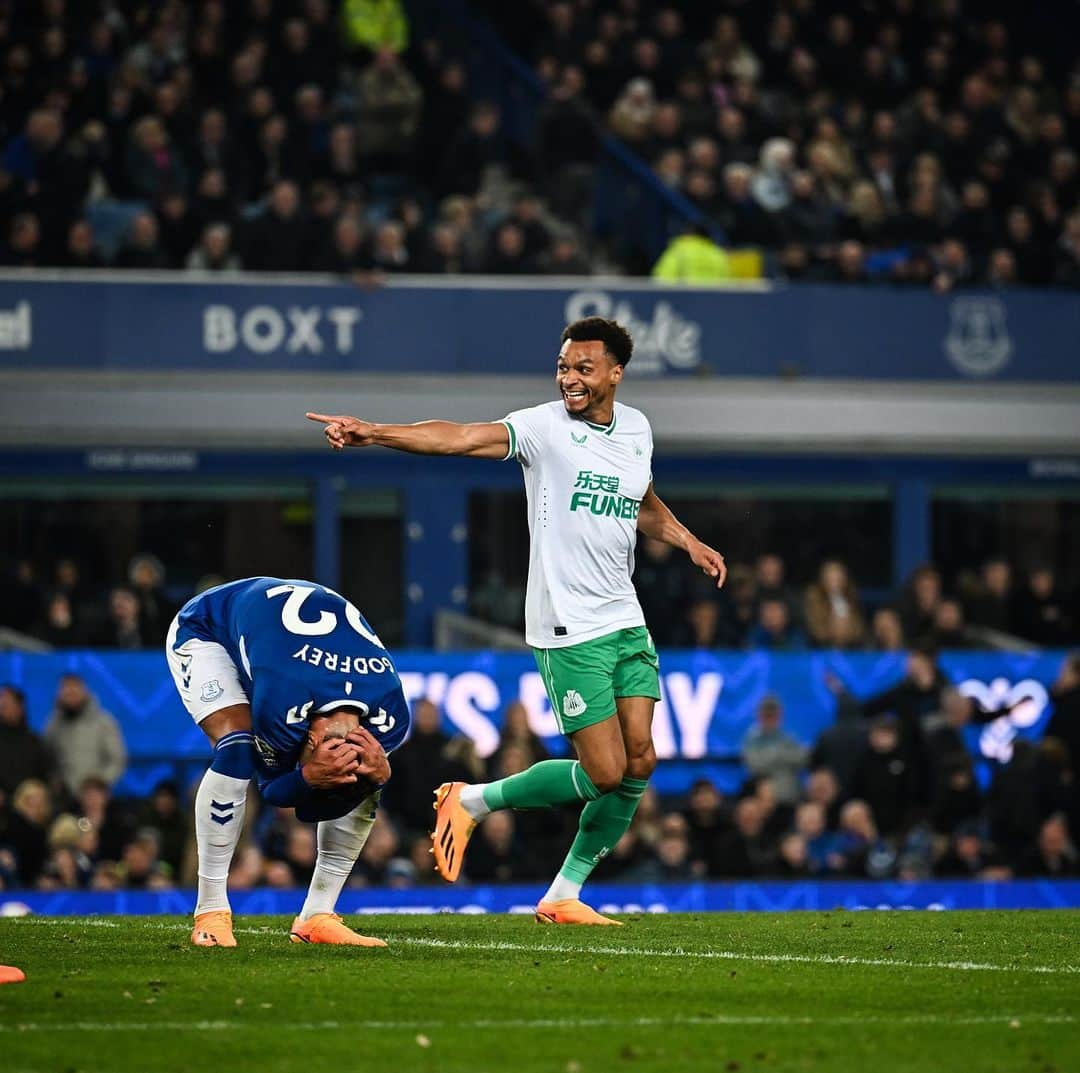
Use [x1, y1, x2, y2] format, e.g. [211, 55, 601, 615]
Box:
[307, 316, 725, 925]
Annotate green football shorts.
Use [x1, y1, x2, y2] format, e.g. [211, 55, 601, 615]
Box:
[533, 626, 661, 736]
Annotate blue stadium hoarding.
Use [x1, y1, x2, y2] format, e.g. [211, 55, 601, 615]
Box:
[0, 649, 1068, 797]
[1, 273, 1078, 380]
[5, 880, 1080, 916]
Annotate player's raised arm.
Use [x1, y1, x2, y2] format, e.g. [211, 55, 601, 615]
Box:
[305, 413, 510, 459]
[638, 483, 727, 588]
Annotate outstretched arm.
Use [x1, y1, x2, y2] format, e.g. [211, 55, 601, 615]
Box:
[306, 412, 510, 459]
[638, 484, 727, 588]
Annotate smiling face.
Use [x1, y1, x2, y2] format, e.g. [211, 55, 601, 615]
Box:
[556, 339, 623, 422]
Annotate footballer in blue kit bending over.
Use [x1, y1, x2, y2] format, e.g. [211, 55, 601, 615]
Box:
[165, 576, 411, 948]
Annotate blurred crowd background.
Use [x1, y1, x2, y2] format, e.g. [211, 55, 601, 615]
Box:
[0, 0, 1077, 284]
[2, 1, 1079, 893]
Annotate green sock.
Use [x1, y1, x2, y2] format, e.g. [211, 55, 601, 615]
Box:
[482, 759, 601, 811]
[557, 776, 649, 886]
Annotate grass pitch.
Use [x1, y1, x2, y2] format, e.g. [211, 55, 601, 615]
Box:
[1, 911, 1078, 1073]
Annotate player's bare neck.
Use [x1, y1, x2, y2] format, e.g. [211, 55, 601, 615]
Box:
[580, 399, 615, 426]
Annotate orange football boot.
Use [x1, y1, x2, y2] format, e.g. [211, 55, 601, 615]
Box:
[535, 899, 623, 926]
[289, 913, 387, 947]
[0, 965, 26, 984]
[191, 910, 237, 947]
[431, 781, 477, 882]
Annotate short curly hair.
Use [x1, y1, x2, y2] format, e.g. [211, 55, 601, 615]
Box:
[561, 316, 634, 367]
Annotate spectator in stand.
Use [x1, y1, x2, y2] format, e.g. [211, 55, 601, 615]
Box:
[710, 795, 769, 878]
[124, 116, 187, 202]
[488, 700, 549, 777]
[342, 0, 410, 56]
[811, 674, 867, 795]
[850, 714, 918, 838]
[804, 560, 866, 648]
[370, 219, 411, 272]
[127, 554, 174, 647]
[936, 823, 1003, 879]
[1045, 653, 1080, 772]
[987, 740, 1045, 864]
[608, 78, 656, 146]
[186, 223, 242, 272]
[481, 222, 532, 274]
[900, 564, 943, 645]
[755, 554, 799, 623]
[634, 536, 688, 647]
[139, 780, 187, 875]
[0, 686, 52, 805]
[439, 101, 505, 198]
[77, 774, 135, 863]
[741, 695, 807, 806]
[356, 47, 423, 170]
[382, 698, 452, 835]
[833, 798, 893, 879]
[1015, 566, 1073, 646]
[91, 587, 145, 649]
[681, 778, 728, 871]
[59, 220, 105, 269]
[0, 779, 51, 885]
[862, 647, 946, 798]
[314, 215, 373, 275]
[748, 597, 806, 651]
[244, 180, 310, 271]
[927, 598, 974, 649]
[534, 231, 591, 275]
[966, 558, 1016, 636]
[1055, 211, 1080, 287]
[0, 213, 44, 267]
[117, 829, 174, 889]
[38, 592, 82, 647]
[43, 674, 126, 800]
[1018, 813, 1078, 877]
[112, 213, 169, 270]
[652, 223, 732, 283]
[869, 607, 906, 651]
[465, 810, 528, 882]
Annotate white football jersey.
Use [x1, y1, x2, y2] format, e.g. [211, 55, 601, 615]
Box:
[500, 400, 653, 649]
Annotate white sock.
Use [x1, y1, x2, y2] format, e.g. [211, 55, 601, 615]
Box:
[541, 873, 583, 904]
[459, 783, 491, 820]
[193, 770, 249, 916]
[299, 796, 378, 921]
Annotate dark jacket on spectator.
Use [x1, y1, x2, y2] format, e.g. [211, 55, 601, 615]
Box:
[0, 719, 52, 799]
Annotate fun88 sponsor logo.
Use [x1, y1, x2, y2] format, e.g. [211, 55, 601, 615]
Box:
[203, 303, 362, 356]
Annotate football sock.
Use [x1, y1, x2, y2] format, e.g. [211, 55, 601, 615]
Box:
[546, 776, 649, 895]
[459, 783, 491, 820]
[480, 759, 602, 812]
[299, 795, 378, 921]
[194, 732, 255, 916]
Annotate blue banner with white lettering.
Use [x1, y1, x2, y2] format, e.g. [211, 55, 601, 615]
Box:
[0, 275, 1077, 380]
[0, 650, 1068, 797]
[3, 880, 1079, 915]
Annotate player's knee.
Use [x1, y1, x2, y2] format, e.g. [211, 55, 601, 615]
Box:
[584, 760, 626, 796]
[625, 744, 657, 780]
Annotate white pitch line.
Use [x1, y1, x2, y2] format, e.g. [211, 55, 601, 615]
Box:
[0, 1014, 1074, 1034]
[388, 935, 1080, 976]
[6, 918, 1078, 976]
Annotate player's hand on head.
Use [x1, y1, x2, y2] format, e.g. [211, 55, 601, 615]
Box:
[301, 736, 362, 788]
[305, 413, 375, 450]
[689, 540, 727, 588]
[346, 726, 391, 785]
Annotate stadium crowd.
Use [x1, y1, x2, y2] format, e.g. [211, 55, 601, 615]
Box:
[3, 544, 1076, 651]
[1, 653, 1078, 892]
[0, 0, 1077, 284]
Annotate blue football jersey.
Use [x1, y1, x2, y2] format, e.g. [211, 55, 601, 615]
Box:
[175, 577, 411, 780]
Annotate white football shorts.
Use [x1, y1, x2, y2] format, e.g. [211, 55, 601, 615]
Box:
[165, 614, 250, 724]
